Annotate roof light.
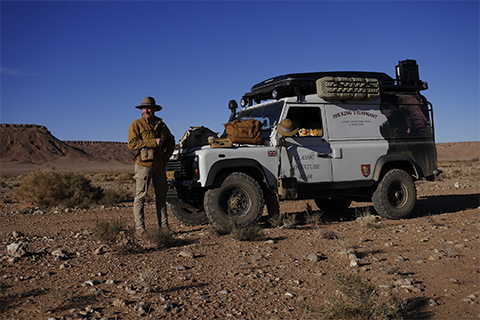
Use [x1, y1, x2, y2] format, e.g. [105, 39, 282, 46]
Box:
[272, 89, 278, 99]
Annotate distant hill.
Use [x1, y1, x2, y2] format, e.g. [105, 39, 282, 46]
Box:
[0, 124, 135, 174]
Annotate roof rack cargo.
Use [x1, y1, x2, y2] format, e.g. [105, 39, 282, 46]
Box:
[240, 60, 428, 107]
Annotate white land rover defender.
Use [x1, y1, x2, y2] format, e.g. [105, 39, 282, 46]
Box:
[166, 60, 441, 227]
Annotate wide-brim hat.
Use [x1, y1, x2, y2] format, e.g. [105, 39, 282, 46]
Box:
[276, 119, 298, 137]
[135, 97, 162, 111]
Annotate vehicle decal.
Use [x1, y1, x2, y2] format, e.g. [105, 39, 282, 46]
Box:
[361, 164, 371, 178]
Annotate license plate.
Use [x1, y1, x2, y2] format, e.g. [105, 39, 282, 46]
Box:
[166, 171, 175, 180]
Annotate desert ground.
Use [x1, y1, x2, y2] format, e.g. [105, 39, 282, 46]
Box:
[0, 124, 479, 319]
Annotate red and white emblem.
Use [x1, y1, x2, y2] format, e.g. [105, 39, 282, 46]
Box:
[361, 164, 371, 178]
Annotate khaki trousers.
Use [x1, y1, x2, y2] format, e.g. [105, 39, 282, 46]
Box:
[133, 163, 169, 231]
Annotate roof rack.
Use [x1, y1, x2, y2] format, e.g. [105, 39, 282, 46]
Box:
[240, 60, 428, 107]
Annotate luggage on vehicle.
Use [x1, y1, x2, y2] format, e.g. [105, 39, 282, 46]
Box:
[224, 118, 265, 145]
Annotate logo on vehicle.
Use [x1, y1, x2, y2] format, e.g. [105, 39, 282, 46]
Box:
[268, 150, 277, 157]
[361, 164, 371, 178]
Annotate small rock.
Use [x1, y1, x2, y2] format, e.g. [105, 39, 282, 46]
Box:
[51, 249, 69, 259]
[113, 298, 126, 307]
[94, 245, 109, 255]
[84, 279, 103, 286]
[12, 231, 24, 238]
[394, 254, 408, 262]
[217, 289, 230, 295]
[178, 250, 195, 258]
[6, 242, 28, 258]
[171, 265, 187, 271]
[306, 253, 320, 262]
[428, 299, 439, 306]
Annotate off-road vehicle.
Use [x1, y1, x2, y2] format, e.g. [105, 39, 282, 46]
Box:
[166, 59, 441, 227]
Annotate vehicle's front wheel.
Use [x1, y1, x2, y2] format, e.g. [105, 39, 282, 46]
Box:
[204, 172, 265, 228]
[372, 169, 416, 219]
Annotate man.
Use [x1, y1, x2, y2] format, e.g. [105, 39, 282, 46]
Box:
[128, 97, 175, 235]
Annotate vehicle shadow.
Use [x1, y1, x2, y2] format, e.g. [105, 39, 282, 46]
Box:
[412, 193, 479, 218]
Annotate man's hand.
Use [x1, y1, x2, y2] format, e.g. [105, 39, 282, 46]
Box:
[155, 138, 165, 147]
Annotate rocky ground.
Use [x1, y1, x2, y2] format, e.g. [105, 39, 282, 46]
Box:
[0, 159, 479, 320]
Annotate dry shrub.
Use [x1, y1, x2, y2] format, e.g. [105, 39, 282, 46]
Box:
[355, 208, 378, 229]
[135, 268, 158, 292]
[13, 169, 103, 208]
[115, 172, 134, 182]
[145, 227, 176, 248]
[229, 224, 264, 241]
[94, 220, 125, 245]
[305, 203, 325, 225]
[100, 188, 133, 207]
[301, 274, 403, 320]
[210, 222, 264, 241]
[268, 213, 297, 229]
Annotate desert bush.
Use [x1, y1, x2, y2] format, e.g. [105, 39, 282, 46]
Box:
[93, 220, 126, 245]
[135, 268, 158, 292]
[268, 212, 298, 229]
[100, 188, 133, 207]
[355, 208, 378, 228]
[316, 228, 338, 240]
[145, 227, 176, 248]
[301, 274, 403, 320]
[210, 222, 264, 241]
[88, 173, 115, 182]
[229, 224, 264, 241]
[305, 203, 325, 225]
[115, 172, 134, 182]
[93, 219, 138, 253]
[13, 169, 103, 208]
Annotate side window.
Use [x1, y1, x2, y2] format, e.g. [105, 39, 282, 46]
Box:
[286, 106, 323, 137]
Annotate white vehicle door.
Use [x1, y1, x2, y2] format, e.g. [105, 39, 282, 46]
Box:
[278, 105, 333, 183]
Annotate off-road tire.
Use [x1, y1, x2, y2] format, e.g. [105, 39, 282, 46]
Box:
[167, 203, 209, 226]
[314, 197, 352, 215]
[372, 169, 416, 219]
[204, 172, 264, 228]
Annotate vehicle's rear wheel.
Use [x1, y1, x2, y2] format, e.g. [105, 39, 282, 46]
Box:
[204, 172, 264, 228]
[167, 203, 208, 226]
[314, 197, 352, 215]
[372, 169, 416, 219]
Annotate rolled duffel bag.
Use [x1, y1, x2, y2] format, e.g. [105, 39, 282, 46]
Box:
[224, 118, 265, 145]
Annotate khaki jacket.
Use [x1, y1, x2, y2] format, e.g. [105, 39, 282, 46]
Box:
[127, 116, 175, 168]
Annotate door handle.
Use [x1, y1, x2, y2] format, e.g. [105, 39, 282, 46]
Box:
[317, 152, 330, 158]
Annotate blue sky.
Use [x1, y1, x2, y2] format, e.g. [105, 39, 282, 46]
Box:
[1, 1, 479, 144]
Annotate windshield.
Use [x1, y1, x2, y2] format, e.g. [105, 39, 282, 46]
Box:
[237, 101, 284, 131]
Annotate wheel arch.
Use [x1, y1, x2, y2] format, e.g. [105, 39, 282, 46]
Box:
[205, 158, 267, 187]
[373, 154, 421, 181]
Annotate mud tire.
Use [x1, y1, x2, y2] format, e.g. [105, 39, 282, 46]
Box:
[372, 169, 416, 219]
[204, 172, 264, 228]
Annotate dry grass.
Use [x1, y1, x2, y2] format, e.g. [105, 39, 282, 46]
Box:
[268, 212, 298, 229]
[355, 207, 379, 229]
[301, 274, 403, 320]
[145, 227, 176, 248]
[304, 203, 325, 225]
[135, 268, 158, 293]
[13, 169, 103, 209]
[229, 224, 264, 241]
